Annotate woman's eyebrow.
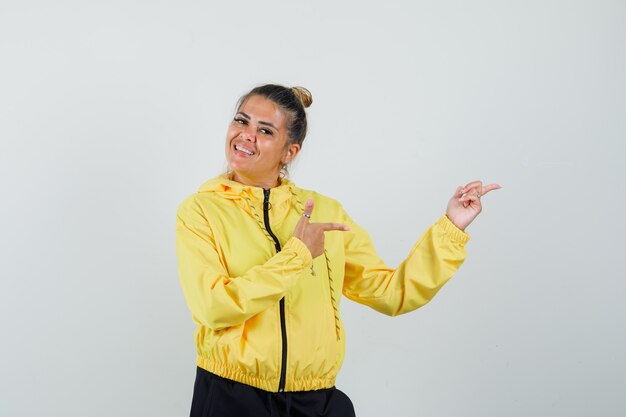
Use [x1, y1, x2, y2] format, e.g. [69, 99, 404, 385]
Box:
[237, 112, 277, 130]
[258, 121, 277, 130]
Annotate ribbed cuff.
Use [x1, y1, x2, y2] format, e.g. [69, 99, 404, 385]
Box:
[436, 215, 470, 245]
[284, 236, 313, 267]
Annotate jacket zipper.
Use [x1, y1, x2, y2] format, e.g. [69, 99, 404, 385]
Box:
[263, 188, 288, 392]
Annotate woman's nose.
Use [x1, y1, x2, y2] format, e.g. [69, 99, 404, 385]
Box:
[241, 126, 256, 142]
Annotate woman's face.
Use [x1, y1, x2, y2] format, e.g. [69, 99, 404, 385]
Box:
[225, 95, 300, 188]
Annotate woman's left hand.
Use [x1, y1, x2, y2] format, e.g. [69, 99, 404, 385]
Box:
[446, 180, 502, 231]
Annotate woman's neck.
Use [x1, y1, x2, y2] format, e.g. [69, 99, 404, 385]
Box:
[230, 171, 280, 189]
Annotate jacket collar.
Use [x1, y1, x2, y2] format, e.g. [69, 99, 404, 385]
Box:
[198, 173, 297, 204]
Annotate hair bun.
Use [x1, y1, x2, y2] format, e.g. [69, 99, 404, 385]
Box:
[291, 86, 313, 108]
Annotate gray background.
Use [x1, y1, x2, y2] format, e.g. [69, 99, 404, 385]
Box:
[1, 1, 624, 416]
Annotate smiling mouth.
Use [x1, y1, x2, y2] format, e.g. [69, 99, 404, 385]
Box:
[234, 144, 255, 156]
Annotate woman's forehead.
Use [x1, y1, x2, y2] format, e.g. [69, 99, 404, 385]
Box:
[238, 96, 287, 127]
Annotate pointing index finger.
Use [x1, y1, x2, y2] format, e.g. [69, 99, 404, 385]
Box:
[319, 222, 351, 232]
[479, 183, 502, 196]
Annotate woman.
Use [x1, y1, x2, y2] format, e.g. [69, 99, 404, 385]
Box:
[175, 84, 500, 417]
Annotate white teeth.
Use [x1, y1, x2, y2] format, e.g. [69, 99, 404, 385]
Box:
[235, 145, 254, 155]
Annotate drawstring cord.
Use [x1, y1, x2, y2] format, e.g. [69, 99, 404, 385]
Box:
[243, 194, 279, 248]
[324, 247, 341, 340]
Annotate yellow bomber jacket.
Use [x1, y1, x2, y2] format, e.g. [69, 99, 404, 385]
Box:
[175, 175, 469, 392]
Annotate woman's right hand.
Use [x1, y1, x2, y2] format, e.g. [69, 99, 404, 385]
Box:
[293, 199, 350, 258]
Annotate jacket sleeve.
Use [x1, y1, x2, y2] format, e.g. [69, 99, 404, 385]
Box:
[341, 208, 469, 316]
[175, 196, 312, 330]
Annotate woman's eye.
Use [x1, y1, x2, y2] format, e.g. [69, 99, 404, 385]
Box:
[234, 118, 247, 125]
[260, 128, 273, 135]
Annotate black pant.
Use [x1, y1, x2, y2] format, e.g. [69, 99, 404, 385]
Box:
[190, 367, 356, 417]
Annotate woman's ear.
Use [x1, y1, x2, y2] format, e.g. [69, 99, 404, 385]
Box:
[283, 143, 301, 164]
